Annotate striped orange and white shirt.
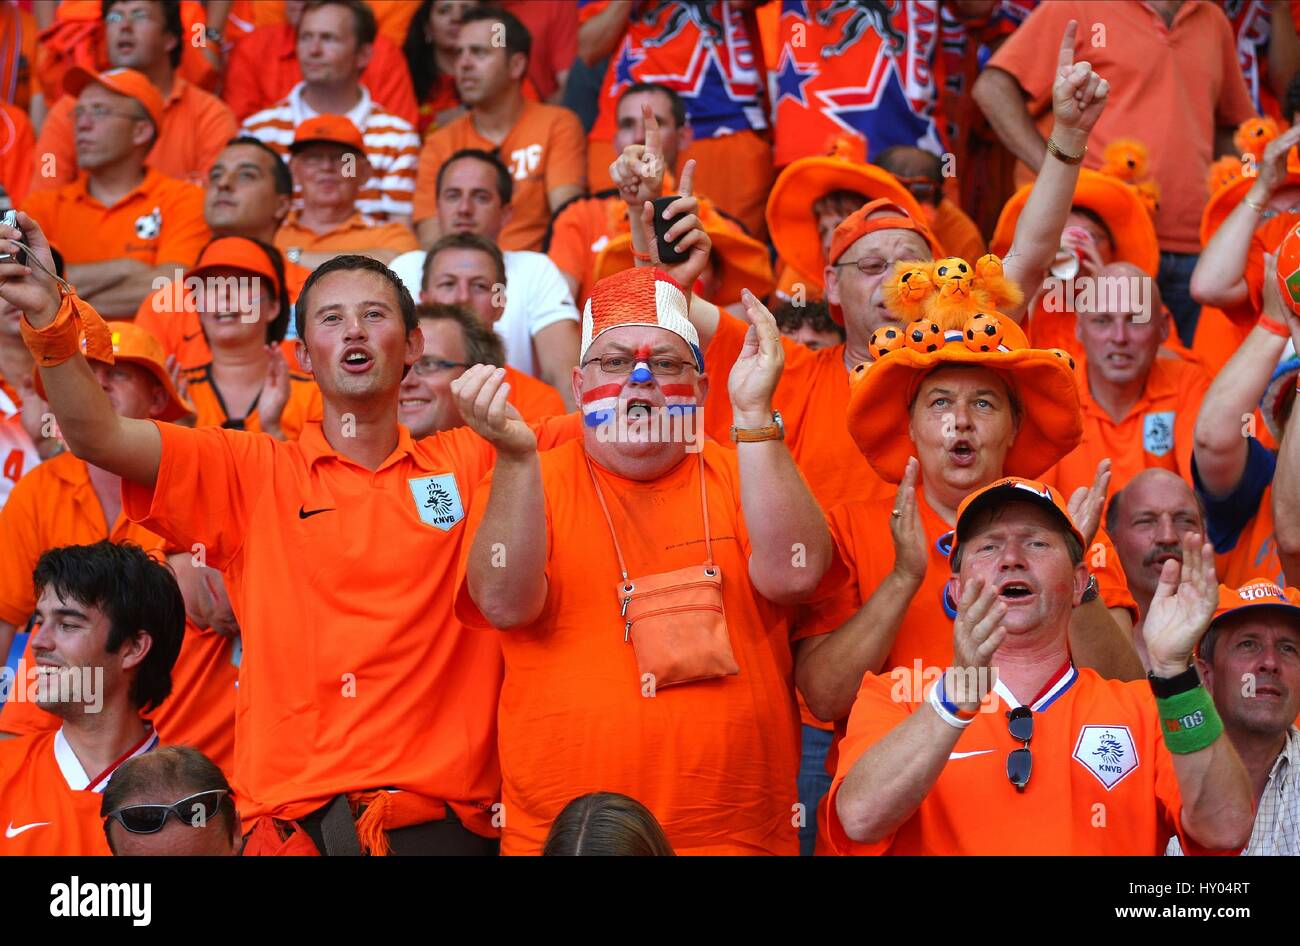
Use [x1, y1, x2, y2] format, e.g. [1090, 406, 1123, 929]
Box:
[240, 82, 419, 221]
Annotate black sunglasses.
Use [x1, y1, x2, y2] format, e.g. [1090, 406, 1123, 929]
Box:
[1006, 706, 1033, 792]
[103, 789, 230, 834]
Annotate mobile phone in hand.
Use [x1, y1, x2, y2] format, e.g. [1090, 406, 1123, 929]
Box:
[0, 209, 25, 265]
[652, 195, 689, 265]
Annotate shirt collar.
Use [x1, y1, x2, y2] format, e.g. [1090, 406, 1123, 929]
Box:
[54, 726, 159, 793]
[1268, 726, 1300, 782]
[282, 208, 371, 235]
[289, 81, 372, 130]
[993, 659, 1078, 712]
[73, 167, 160, 208]
[1080, 354, 1177, 421]
[297, 420, 420, 472]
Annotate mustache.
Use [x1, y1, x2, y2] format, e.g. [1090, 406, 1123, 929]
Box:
[1143, 543, 1182, 567]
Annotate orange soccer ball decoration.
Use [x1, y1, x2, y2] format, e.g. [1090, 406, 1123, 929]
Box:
[905, 318, 944, 353]
[869, 324, 906, 360]
[964, 313, 1003, 352]
[1048, 348, 1077, 371]
[1277, 224, 1300, 314]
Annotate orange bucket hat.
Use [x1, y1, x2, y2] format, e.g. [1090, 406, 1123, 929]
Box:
[35, 322, 194, 422]
[593, 201, 774, 307]
[845, 254, 1082, 483]
[990, 166, 1159, 276]
[766, 136, 930, 290]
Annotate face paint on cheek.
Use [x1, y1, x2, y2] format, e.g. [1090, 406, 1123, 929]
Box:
[660, 382, 698, 414]
[582, 382, 623, 427]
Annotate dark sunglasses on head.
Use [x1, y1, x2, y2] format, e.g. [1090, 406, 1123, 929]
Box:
[103, 789, 230, 835]
[1006, 706, 1033, 792]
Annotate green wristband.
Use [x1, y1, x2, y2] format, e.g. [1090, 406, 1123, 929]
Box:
[1156, 686, 1223, 754]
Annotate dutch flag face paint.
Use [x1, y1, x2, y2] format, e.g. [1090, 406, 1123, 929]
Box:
[582, 382, 623, 428]
[659, 383, 698, 414]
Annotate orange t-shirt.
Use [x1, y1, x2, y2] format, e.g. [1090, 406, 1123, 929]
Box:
[22, 167, 210, 266]
[0, 99, 34, 207]
[34, 79, 238, 191]
[1045, 356, 1211, 498]
[0, 729, 130, 856]
[413, 101, 587, 252]
[181, 364, 322, 440]
[274, 210, 419, 255]
[824, 667, 1233, 855]
[503, 364, 564, 423]
[132, 259, 311, 371]
[121, 416, 579, 829]
[455, 440, 833, 855]
[989, 0, 1255, 253]
[703, 308, 894, 512]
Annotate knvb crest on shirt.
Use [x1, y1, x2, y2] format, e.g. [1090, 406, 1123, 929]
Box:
[408, 473, 464, 531]
[1072, 724, 1139, 790]
[1143, 411, 1175, 457]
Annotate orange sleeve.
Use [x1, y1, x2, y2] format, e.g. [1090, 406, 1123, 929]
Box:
[412, 130, 453, 224]
[824, 671, 912, 855]
[984, 0, 1079, 108]
[546, 199, 594, 285]
[0, 102, 35, 206]
[30, 95, 77, 192]
[792, 503, 863, 642]
[121, 421, 274, 569]
[1092, 525, 1138, 620]
[154, 183, 211, 266]
[532, 410, 583, 450]
[0, 468, 45, 626]
[543, 107, 588, 195]
[0, 638, 59, 736]
[189, 94, 240, 184]
[1176, 364, 1211, 486]
[453, 464, 499, 630]
[364, 34, 420, 127]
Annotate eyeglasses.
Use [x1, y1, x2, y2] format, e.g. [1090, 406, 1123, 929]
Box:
[1006, 706, 1033, 792]
[104, 8, 152, 24]
[830, 256, 892, 277]
[103, 789, 230, 834]
[1260, 206, 1300, 220]
[412, 356, 471, 377]
[73, 104, 146, 123]
[581, 354, 694, 377]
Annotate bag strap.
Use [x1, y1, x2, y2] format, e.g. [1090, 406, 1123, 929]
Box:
[585, 451, 713, 582]
[318, 794, 363, 856]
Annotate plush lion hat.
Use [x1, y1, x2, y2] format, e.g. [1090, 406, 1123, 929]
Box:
[846, 254, 1082, 483]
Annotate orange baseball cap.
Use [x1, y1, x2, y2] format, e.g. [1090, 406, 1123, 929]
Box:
[828, 198, 944, 268]
[290, 114, 366, 154]
[34, 322, 194, 422]
[1208, 580, 1300, 631]
[63, 66, 163, 131]
[189, 237, 282, 298]
[951, 477, 1085, 566]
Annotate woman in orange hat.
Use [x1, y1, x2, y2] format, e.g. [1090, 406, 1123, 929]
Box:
[178, 236, 321, 439]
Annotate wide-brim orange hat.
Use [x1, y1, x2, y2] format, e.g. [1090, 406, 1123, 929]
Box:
[593, 203, 774, 307]
[846, 315, 1082, 484]
[64, 66, 163, 131]
[290, 113, 366, 155]
[766, 139, 930, 289]
[35, 322, 194, 422]
[952, 476, 1085, 565]
[189, 237, 282, 297]
[990, 168, 1159, 276]
[1200, 152, 1300, 243]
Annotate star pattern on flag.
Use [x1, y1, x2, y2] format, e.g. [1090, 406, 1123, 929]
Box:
[773, 44, 817, 109]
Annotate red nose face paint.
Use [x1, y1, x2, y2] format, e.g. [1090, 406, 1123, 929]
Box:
[631, 345, 653, 384]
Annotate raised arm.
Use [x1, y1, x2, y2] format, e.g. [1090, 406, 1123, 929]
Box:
[577, 0, 633, 66]
[0, 214, 161, 485]
[730, 291, 832, 603]
[1272, 298, 1300, 584]
[452, 364, 548, 628]
[1194, 254, 1289, 497]
[1001, 20, 1110, 313]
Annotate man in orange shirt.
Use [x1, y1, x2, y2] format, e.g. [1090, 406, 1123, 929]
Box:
[455, 266, 840, 855]
[826, 478, 1254, 855]
[135, 136, 308, 370]
[23, 67, 209, 317]
[975, 0, 1256, 345]
[400, 302, 561, 436]
[33, 0, 238, 190]
[419, 233, 569, 414]
[222, 0, 418, 125]
[413, 7, 585, 252]
[0, 214, 578, 855]
[1045, 264, 1212, 498]
[0, 541, 184, 855]
[0, 99, 34, 208]
[276, 114, 419, 267]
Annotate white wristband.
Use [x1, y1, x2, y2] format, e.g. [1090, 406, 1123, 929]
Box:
[928, 679, 975, 730]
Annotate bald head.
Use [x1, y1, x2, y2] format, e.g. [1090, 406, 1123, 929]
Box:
[1106, 469, 1206, 601]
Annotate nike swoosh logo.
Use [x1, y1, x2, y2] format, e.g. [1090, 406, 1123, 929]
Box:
[5, 821, 50, 838]
[182, 331, 201, 341]
[948, 750, 995, 760]
[298, 506, 334, 519]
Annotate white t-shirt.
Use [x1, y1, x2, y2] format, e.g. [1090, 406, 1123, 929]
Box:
[0, 386, 40, 511]
[389, 249, 579, 377]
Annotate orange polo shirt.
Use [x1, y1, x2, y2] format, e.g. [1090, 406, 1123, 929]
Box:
[0, 451, 237, 775]
[0, 100, 35, 207]
[0, 730, 117, 856]
[274, 210, 419, 256]
[1045, 356, 1211, 498]
[413, 101, 587, 252]
[33, 78, 238, 191]
[504, 364, 564, 423]
[989, 0, 1255, 253]
[182, 364, 322, 440]
[703, 307, 894, 513]
[824, 667, 1232, 855]
[132, 258, 311, 371]
[22, 167, 209, 266]
[121, 415, 580, 830]
[455, 440, 842, 855]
